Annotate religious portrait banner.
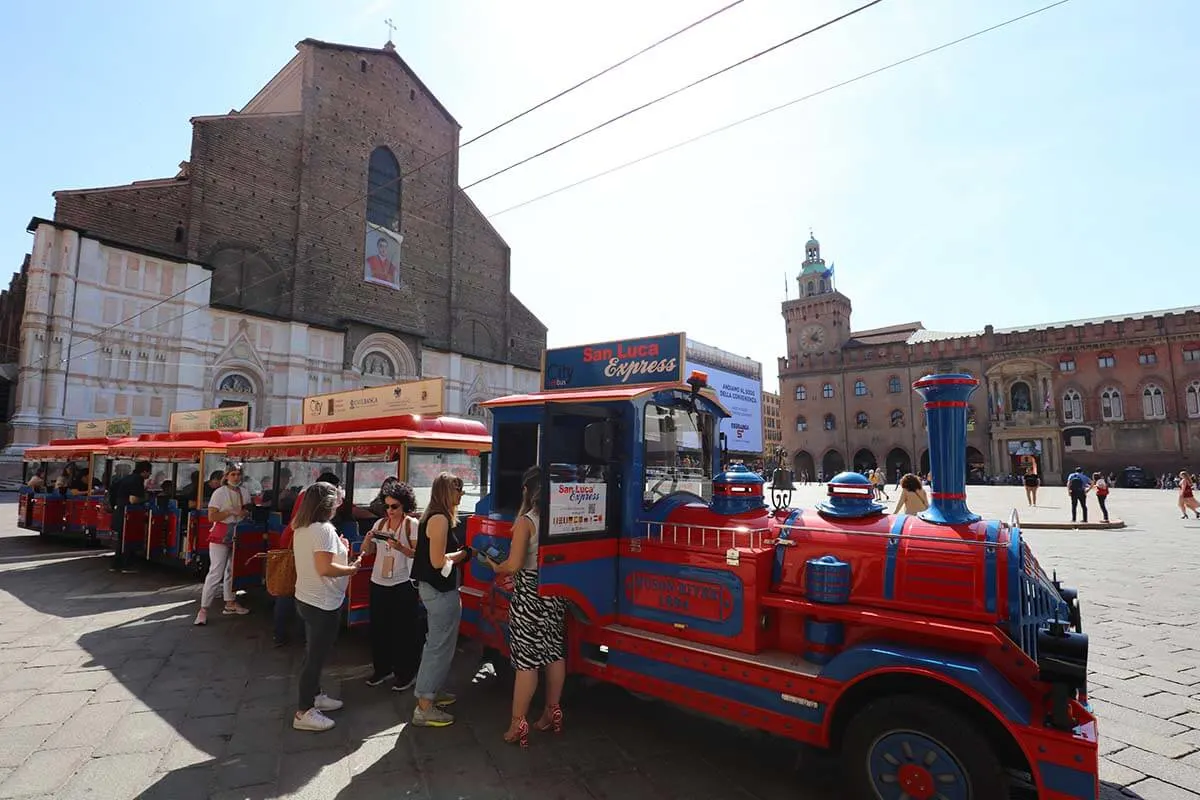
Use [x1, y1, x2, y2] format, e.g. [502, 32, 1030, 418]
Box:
[364, 224, 403, 289]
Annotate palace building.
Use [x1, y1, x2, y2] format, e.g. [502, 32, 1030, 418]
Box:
[778, 235, 1200, 484]
[0, 36, 546, 453]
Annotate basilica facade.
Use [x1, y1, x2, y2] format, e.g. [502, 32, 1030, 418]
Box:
[777, 236, 1200, 484]
[0, 37, 545, 451]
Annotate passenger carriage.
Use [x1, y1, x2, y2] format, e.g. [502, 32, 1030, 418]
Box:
[19, 433, 134, 542]
[225, 379, 492, 627]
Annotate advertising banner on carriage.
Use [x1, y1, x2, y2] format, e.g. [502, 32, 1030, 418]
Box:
[302, 378, 445, 424]
[75, 417, 133, 438]
[168, 406, 250, 433]
[541, 333, 685, 391]
[684, 360, 763, 454]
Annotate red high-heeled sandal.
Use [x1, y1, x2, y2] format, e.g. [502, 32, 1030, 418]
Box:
[534, 704, 563, 734]
[503, 716, 529, 748]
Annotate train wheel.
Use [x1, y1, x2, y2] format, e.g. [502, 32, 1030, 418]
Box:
[841, 694, 1005, 800]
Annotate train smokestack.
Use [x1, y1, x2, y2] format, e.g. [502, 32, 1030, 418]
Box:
[913, 373, 980, 526]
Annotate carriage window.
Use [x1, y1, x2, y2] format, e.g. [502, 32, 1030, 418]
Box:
[643, 403, 713, 506]
[407, 449, 486, 513]
[353, 461, 400, 507]
[239, 462, 275, 505]
[276, 461, 349, 518]
[495, 422, 539, 515]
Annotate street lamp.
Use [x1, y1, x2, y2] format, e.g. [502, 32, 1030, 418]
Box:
[769, 446, 793, 511]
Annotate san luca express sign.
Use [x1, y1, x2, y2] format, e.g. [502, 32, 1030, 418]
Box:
[542, 333, 686, 391]
[623, 572, 734, 622]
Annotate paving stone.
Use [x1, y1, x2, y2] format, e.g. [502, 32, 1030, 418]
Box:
[1090, 690, 1191, 724]
[138, 767, 214, 800]
[0, 647, 45, 665]
[1109, 748, 1200, 795]
[1124, 777, 1200, 799]
[1100, 718, 1199, 759]
[42, 668, 114, 692]
[277, 750, 351, 797]
[41, 700, 133, 749]
[215, 752, 282, 790]
[0, 725, 55, 770]
[0, 691, 36, 725]
[57, 751, 163, 800]
[0, 746, 91, 798]
[0, 690, 91, 728]
[1099, 757, 1145, 789]
[93, 710, 179, 756]
[0, 666, 65, 692]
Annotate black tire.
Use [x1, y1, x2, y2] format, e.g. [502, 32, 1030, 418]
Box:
[841, 694, 1007, 800]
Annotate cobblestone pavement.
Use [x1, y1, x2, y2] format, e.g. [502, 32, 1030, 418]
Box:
[0, 487, 1194, 799]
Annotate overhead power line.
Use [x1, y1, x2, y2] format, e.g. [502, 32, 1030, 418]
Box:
[488, 0, 1076, 218]
[33, 0, 750, 370]
[461, 0, 889, 190]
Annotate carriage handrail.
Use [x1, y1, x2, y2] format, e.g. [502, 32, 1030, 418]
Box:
[642, 520, 772, 549]
[776, 523, 1007, 549]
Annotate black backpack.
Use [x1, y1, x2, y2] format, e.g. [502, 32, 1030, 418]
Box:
[1068, 474, 1084, 493]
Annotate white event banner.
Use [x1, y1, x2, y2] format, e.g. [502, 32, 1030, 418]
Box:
[548, 482, 607, 536]
[686, 361, 763, 453]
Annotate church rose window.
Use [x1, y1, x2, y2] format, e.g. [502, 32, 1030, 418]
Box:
[367, 147, 401, 231]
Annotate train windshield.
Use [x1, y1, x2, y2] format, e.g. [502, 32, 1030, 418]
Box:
[643, 403, 713, 506]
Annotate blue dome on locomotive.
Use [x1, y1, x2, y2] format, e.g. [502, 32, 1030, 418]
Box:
[817, 471, 885, 519]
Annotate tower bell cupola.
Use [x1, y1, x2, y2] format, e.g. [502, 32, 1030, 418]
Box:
[797, 230, 835, 298]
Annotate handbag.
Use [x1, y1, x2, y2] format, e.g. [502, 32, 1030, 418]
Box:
[264, 534, 297, 597]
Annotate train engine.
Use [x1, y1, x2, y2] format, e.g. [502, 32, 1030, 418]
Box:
[463, 335, 1096, 800]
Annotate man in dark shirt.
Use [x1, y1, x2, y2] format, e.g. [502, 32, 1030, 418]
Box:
[109, 461, 151, 572]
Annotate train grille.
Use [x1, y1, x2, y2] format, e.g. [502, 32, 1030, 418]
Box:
[1009, 540, 1069, 662]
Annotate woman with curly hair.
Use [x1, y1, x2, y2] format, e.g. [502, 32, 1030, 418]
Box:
[362, 480, 422, 691]
[486, 466, 568, 748]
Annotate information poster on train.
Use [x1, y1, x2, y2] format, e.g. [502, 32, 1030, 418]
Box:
[168, 406, 249, 433]
[548, 482, 607, 536]
[75, 417, 132, 438]
[303, 378, 445, 424]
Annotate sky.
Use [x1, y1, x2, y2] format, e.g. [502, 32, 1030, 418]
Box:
[0, 0, 1197, 390]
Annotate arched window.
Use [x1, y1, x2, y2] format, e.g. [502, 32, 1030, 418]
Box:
[1141, 384, 1166, 419]
[823, 414, 836, 431]
[855, 411, 869, 429]
[819, 278, 827, 293]
[795, 385, 807, 401]
[1062, 389, 1083, 422]
[806, 281, 814, 296]
[218, 373, 255, 394]
[854, 380, 867, 397]
[890, 409, 904, 428]
[796, 415, 808, 432]
[1100, 387, 1123, 421]
[367, 147, 401, 231]
[822, 383, 834, 399]
[888, 376, 902, 393]
[1187, 381, 1200, 418]
[361, 351, 396, 378]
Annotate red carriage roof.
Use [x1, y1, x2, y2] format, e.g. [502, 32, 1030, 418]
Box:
[225, 415, 491, 461]
[25, 436, 138, 461]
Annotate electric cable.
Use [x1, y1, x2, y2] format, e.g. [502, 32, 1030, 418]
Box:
[487, 0, 1075, 218]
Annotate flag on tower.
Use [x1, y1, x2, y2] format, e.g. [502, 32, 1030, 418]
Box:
[1043, 395, 1052, 412]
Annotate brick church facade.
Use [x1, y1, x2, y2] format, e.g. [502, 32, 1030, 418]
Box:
[778, 235, 1200, 485]
[0, 38, 546, 450]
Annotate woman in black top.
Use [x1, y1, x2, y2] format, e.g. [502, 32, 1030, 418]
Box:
[1023, 469, 1040, 506]
[409, 473, 470, 728]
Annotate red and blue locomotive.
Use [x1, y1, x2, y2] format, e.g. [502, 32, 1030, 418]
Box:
[462, 333, 1096, 800]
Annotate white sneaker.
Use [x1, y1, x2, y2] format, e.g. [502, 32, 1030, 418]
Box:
[314, 693, 343, 712]
[293, 708, 335, 732]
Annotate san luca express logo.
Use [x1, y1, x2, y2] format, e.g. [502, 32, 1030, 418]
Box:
[624, 572, 734, 621]
[545, 340, 679, 388]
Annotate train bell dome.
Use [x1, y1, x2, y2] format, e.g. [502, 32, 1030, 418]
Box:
[817, 471, 885, 519]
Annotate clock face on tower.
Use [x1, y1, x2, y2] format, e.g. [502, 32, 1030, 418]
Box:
[798, 323, 828, 352]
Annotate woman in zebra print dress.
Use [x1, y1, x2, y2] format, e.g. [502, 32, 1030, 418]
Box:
[486, 466, 567, 748]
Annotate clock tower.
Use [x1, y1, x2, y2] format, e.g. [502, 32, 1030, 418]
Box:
[782, 233, 852, 360]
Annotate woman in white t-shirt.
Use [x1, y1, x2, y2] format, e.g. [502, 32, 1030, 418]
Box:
[291, 481, 362, 733]
[194, 464, 252, 626]
[362, 480, 423, 691]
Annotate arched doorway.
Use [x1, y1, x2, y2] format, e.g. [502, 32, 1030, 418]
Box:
[966, 446, 986, 484]
[793, 451, 815, 482]
[215, 372, 258, 427]
[919, 449, 930, 476]
[853, 448, 876, 472]
[821, 450, 845, 479]
[885, 448, 911, 480]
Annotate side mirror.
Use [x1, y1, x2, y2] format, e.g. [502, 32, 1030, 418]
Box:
[584, 420, 616, 461]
